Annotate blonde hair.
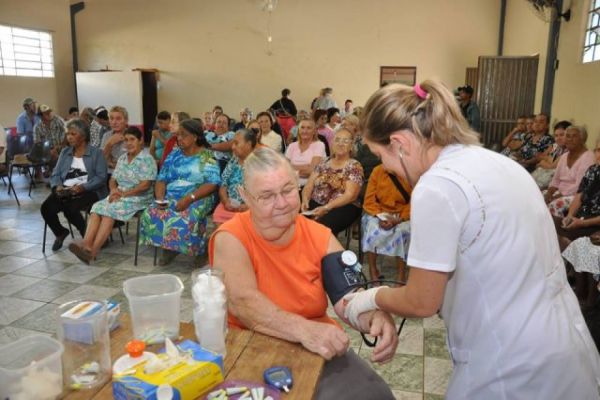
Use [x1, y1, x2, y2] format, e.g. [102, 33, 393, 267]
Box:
[342, 114, 360, 135]
[297, 118, 318, 145]
[361, 80, 480, 147]
[243, 147, 297, 184]
[109, 105, 129, 121]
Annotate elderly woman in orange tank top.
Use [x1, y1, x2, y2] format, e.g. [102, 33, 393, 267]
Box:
[208, 147, 397, 400]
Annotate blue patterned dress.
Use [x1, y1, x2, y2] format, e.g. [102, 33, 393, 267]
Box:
[91, 151, 157, 221]
[139, 148, 221, 255]
[222, 157, 245, 205]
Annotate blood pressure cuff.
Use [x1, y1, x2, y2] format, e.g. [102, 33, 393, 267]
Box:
[321, 251, 364, 305]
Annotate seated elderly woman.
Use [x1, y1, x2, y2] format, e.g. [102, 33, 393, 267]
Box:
[205, 113, 235, 172]
[545, 126, 595, 217]
[342, 114, 380, 199]
[68, 126, 156, 264]
[256, 111, 284, 152]
[499, 115, 528, 158]
[209, 147, 397, 400]
[554, 139, 600, 307]
[159, 111, 191, 166]
[314, 109, 334, 150]
[212, 128, 258, 224]
[531, 120, 570, 189]
[41, 119, 108, 251]
[301, 128, 363, 235]
[515, 113, 554, 171]
[284, 118, 326, 187]
[140, 119, 220, 265]
[562, 231, 600, 308]
[362, 165, 411, 283]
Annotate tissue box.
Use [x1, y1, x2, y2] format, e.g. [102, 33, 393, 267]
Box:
[61, 300, 105, 344]
[107, 300, 120, 331]
[112, 340, 224, 400]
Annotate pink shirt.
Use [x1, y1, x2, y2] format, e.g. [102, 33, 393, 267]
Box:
[550, 150, 595, 196]
[318, 126, 335, 149]
[285, 141, 326, 185]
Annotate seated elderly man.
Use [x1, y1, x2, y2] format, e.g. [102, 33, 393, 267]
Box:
[209, 147, 397, 400]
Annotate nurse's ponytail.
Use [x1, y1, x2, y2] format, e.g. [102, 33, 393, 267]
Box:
[360, 80, 480, 147]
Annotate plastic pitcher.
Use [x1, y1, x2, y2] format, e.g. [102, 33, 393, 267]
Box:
[57, 299, 111, 390]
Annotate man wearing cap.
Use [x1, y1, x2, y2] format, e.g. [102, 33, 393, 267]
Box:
[458, 85, 481, 132]
[16, 97, 41, 147]
[33, 104, 66, 166]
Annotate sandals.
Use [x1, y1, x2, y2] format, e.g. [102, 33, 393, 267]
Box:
[68, 243, 93, 265]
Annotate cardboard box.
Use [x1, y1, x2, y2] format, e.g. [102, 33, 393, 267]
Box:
[112, 340, 224, 400]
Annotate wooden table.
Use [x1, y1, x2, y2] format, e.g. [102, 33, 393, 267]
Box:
[63, 315, 324, 400]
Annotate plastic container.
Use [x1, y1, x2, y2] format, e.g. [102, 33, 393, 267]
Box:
[112, 339, 156, 375]
[57, 299, 111, 390]
[0, 335, 64, 400]
[124, 274, 184, 344]
[192, 266, 227, 355]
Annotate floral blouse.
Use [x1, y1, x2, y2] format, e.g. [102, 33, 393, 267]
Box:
[310, 158, 363, 206]
[577, 164, 600, 218]
[519, 134, 554, 161]
[222, 156, 244, 204]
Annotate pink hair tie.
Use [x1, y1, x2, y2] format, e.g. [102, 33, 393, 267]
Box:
[414, 84, 427, 100]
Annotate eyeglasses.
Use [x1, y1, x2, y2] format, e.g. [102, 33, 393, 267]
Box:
[244, 184, 298, 206]
[333, 138, 353, 145]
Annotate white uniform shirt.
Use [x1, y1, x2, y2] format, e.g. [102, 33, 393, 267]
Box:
[408, 145, 600, 399]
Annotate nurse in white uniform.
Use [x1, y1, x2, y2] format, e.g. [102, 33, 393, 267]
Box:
[343, 81, 600, 399]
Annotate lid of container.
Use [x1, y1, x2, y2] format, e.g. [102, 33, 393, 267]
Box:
[126, 339, 146, 357]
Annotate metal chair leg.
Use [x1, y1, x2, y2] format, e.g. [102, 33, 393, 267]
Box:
[8, 165, 20, 207]
[134, 216, 141, 266]
[118, 226, 125, 244]
[153, 246, 158, 266]
[42, 223, 47, 253]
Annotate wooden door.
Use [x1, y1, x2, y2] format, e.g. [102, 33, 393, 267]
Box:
[476, 55, 539, 148]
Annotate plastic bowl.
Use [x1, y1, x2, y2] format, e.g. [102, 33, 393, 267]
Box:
[0, 335, 64, 400]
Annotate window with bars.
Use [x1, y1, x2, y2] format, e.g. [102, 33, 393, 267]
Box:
[0, 24, 54, 77]
[583, 0, 600, 63]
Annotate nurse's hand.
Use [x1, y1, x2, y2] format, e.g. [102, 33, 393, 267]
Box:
[298, 319, 349, 360]
[367, 311, 398, 364]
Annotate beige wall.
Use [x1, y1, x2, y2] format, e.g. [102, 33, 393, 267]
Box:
[0, 0, 75, 128]
[504, 0, 600, 142]
[552, 0, 600, 142]
[503, 0, 549, 112]
[74, 0, 500, 118]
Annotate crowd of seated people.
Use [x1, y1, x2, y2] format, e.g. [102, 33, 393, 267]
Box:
[498, 112, 600, 310]
[21, 92, 418, 282]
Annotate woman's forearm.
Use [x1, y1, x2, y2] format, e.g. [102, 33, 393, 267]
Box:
[155, 181, 167, 200]
[189, 183, 218, 201]
[566, 194, 582, 217]
[218, 186, 229, 204]
[210, 141, 233, 152]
